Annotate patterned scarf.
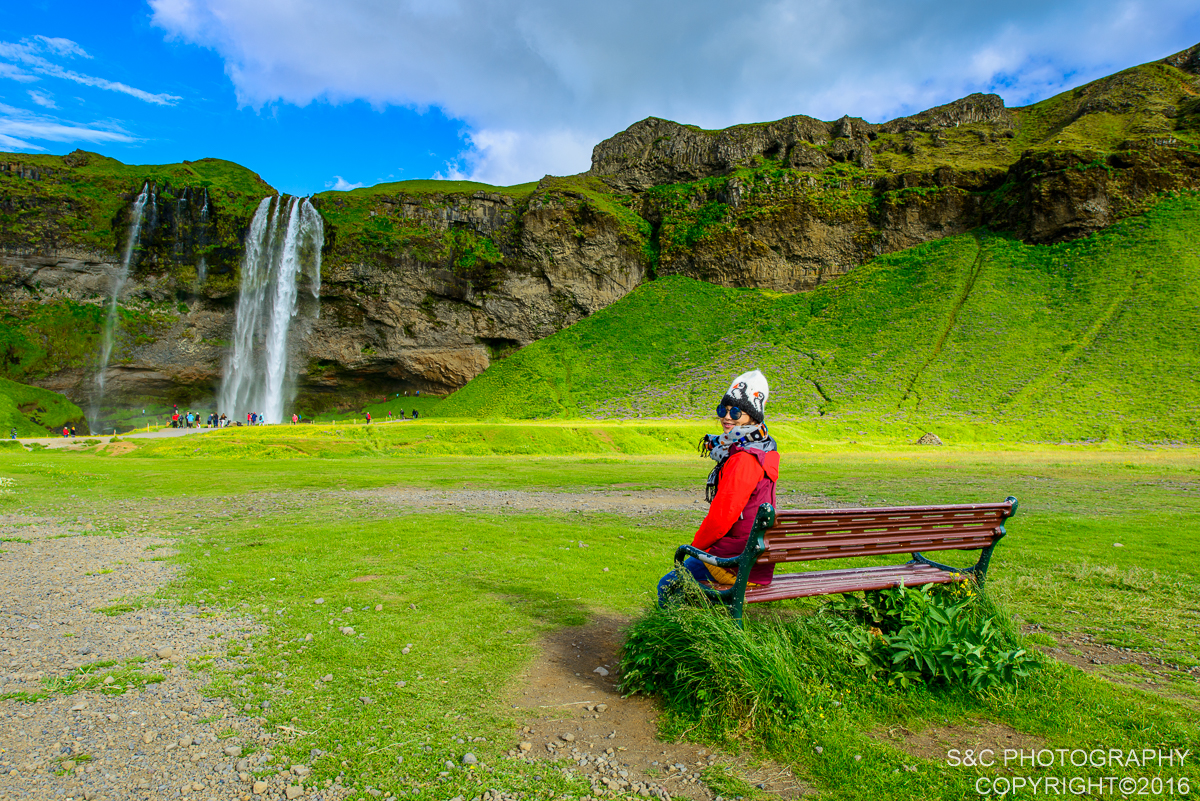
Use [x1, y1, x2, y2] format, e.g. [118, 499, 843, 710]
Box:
[698, 423, 777, 502]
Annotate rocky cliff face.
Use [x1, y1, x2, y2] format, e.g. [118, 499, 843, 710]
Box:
[303, 181, 646, 403]
[1, 43, 1199, 415]
[0, 171, 647, 412]
[589, 93, 1014, 193]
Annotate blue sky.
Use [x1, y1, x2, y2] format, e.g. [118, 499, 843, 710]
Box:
[2, 0, 1199, 196]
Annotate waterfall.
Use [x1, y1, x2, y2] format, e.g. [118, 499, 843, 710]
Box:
[219, 195, 323, 424]
[91, 182, 153, 428]
[197, 188, 209, 285]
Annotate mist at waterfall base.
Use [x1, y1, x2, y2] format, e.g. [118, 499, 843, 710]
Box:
[89, 182, 154, 432]
[219, 196, 324, 425]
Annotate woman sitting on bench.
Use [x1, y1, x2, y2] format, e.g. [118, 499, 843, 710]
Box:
[658, 369, 780, 605]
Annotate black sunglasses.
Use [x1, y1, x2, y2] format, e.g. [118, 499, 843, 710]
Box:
[716, 404, 744, 420]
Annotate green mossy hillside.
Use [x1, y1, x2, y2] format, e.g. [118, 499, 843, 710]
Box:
[311, 179, 537, 266]
[0, 377, 87, 436]
[437, 191, 1200, 443]
[311, 173, 651, 292]
[0, 296, 179, 385]
[0, 150, 275, 282]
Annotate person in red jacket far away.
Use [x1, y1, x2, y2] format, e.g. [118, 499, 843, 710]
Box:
[658, 369, 779, 606]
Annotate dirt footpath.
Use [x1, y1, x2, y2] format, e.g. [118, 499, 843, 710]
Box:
[508, 617, 806, 801]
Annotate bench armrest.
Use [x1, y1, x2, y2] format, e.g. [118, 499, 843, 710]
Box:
[670, 503, 776, 625]
[673, 545, 743, 569]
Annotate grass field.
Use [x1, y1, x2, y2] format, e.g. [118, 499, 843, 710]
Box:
[1, 432, 1196, 800]
[0, 376, 87, 436]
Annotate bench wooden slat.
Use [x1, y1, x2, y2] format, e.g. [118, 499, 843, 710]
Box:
[766, 533, 996, 552]
[741, 564, 963, 602]
[770, 502, 1013, 519]
[762, 532, 998, 562]
[769, 510, 1008, 534]
[764, 540, 996, 563]
[767, 525, 1000, 546]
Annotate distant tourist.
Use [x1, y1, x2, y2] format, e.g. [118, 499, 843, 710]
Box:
[366, 412, 372, 424]
[62, 426, 69, 437]
[70, 425, 76, 437]
[411, 409, 419, 420]
[292, 413, 298, 424]
[657, 370, 778, 606]
[10, 427, 16, 439]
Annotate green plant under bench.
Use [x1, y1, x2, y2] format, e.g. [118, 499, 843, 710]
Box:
[672, 497, 1018, 623]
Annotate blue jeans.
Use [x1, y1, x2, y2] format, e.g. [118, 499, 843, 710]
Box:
[657, 556, 714, 607]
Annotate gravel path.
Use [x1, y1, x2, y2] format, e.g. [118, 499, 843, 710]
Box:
[361, 488, 710, 518]
[0, 514, 348, 801]
[13, 427, 217, 451]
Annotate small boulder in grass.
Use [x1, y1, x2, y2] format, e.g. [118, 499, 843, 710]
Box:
[914, 432, 943, 446]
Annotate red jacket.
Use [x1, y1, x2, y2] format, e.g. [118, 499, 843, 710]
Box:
[692, 447, 780, 585]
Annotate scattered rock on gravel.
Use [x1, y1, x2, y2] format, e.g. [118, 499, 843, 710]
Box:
[0, 512, 353, 801]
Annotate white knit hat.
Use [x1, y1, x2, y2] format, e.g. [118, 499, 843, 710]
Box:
[721, 370, 769, 423]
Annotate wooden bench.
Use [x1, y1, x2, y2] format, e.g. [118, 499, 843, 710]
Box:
[672, 497, 1018, 623]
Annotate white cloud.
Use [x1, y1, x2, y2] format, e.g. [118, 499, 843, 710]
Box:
[326, 175, 364, 191]
[0, 133, 41, 150]
[33, 35, 90, 59]
[0, 62, 37, 82]
[149, 0, 1200, 183]
[39, 64, 181, 105]
[0, 35, 181, 105]
[0, 102, 136, 150]
[442, 128, 595, 186]
[27, 89, 56, 108]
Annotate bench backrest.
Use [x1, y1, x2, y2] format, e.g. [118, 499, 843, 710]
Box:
[757, 499, 1016, 565]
